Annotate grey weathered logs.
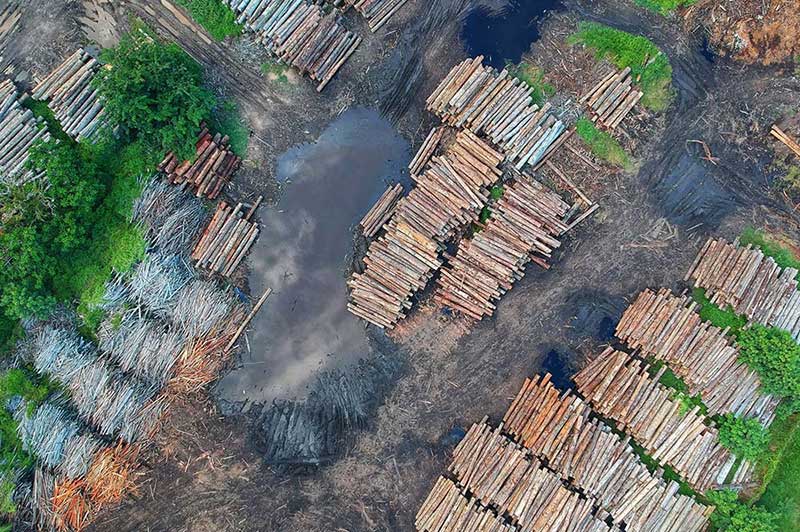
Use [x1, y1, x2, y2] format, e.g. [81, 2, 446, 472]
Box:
[0, 79, 49, 186]
[159, 128, 242, 199]
[415, 477, 516, 532]
[771, 125, 800, 159]
[224, 0, 362, 91]
[427, 56, 566, 170]
[409, 126, 444, 177]
[32, 48, 108, 142]
[434, 177, 570, 320]
[359, 183, 403, 238]
[192, 201, 260, 277]
[686, 238, 800, 340]
[574, 347, 751, 491]
[0, 1, 21, 68]
[616, 288, 779, 425]
[580, 67, 643, 130]
[342, 0, 409, 32]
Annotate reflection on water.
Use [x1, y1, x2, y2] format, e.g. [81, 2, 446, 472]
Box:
[217, 107, 411, 407]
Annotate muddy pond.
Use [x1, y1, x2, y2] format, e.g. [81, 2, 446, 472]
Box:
[217, 108, 411, 408]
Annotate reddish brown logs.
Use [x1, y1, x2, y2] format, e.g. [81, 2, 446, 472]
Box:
[771, 125, 800, 158]
[359, 183, 403, 238]
[580, 67, 643, 130]
[191, 201, 259, 276]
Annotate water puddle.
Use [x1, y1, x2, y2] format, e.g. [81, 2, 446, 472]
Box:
[216, 108, 411, 408]
[542, 349, 575, 391]
[461, 0, 562, 68]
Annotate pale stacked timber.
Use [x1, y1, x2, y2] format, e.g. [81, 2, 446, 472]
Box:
[616, 288, 779, 425]
[574, 347, 750, 491]
[348, 131, 504, 328]
[427, 56, 566, 170]
[415, 477, 516, 532]
[503, 374, 712, 532]
[159, 128, 241, 199]
[580, 67, 643, 129]
[0, 79, 49, 186]
[32, 48, 108, 142]
[359, 183, 403, 238]
[346, 0, 409, 32]
[409, 126, 444, 177]
[224, 0, 362, 92]
[771, 125, 800, 158]
[192, 201, 260, 277]
[686, 238, 800, 340]
[434, 177, 570, 320]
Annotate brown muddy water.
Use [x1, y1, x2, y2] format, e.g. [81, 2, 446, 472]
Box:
[216, 107, 411, 409]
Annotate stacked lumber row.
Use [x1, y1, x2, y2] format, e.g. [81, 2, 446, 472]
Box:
[359, 183, 403, 238]
[686, 238, 800, 340]
[224, 0, 362, 91]
[0, 1, 20, 67]
[502, 374, 712, 531]
[159, 128, 241, 199]
[580, 67, 643, 129]
[616, 288, 779, 425]
[342, 0, 409, 32]
[347, 132, 504, 328]
[434, 177, 570, 320]
[574, 347, 748, 491]
[415, 477, 516, 532]
[771, 125, 800, 158]
[409, 126, 444, 177]
[427, 56, 565, 170]
[191, 201, 260, 277]
[0, 79, 50, 185]
[32, 48, 108, 142]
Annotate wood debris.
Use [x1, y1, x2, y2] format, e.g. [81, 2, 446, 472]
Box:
[771, 125, 800, 158]
[337, 0, 410, 32]
[617, 288, 779, 425]
[191, 201, 260, 277]
[0, 79, 50, 186]
[359, 183, 403, 238]
[224, 0, 362, 91]
[580, 67, 643, 129]
[159, 127, 242, 199]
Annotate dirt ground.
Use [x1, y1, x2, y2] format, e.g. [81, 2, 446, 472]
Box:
[5, 0, 800, 530]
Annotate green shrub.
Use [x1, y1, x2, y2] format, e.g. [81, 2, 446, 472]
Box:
[634, 0, 696, 15]
[575, 117, 631, 169]
[691, 288, 748, 337]
[739, 228, 800, 280]
[569, 22, 674, 111]
[717, 414, 770, 461]
[506, 63, 556, 106]
[490, 185, 504, 200]
[737, 324, 800, 399]
[174, 0, 242, 41]
[758, 417, 800, 531]
[707, 490, 778, 532]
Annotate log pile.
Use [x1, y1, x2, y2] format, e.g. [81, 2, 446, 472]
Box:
[771, 125, 800, 158]
[191, 201, 260, 277]
[574, 347, 750, 491]
[427, 56, 566, 170]
[359, 183, 403, 238]
[224, 0, 362, 92]
[0, 79, 50, 186]
[32, 48, 108, 142]
[159, 128, 242, 199]
[341, 0, 410, 32]
[686, 238, 800, 340]
[347, 131, 504, 328]
[409, 126, 444, 177]
[0, 1, 20, 68]
[415, 477, 516, 532]
[580, 67, 643, 129]
[434, 177, 570, 319]
[617, 288, 779, 425]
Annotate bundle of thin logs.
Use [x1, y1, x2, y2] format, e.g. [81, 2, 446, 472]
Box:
[191, 200, 260, 276]
[616, 288, 779, 425]
[503, 374, 712, 531]
[686, 238, 800, 340]
[434, 177, 570, 320]
[32, 48, 108, 142]
[427, 56, 566, 170]
[347, 130, 504, 328]
[770, 125, 800, 158]
[224, 0, 362, 91]
[409, 126, 444, 177]
[339, 0, 409, 32]
[415, 477, 516, 532]
[159, 127, 242, 199]
[580, 67, 643, 130]
[0, 1, 21, 68]
[574, 347, 753, 491]
[359, 183, 403, 238]
[0, 79, 49, 185]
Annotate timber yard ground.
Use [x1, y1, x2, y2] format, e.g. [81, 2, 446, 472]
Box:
[6, 0, 800, 530]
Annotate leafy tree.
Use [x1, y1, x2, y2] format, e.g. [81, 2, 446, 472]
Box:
[738, 324, 800, 398]
[717, 414, 770, 461]
[707, 490, 778, 532]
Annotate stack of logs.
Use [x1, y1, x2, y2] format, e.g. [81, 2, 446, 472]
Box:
[347, 130, 504, 328]
[338, 0, 410, 32]
[409, 126, 444, 177]
[434, 177, 570, 320]
[686, 238, 800, 340]
[159, 127, 241, 199]
[574, 347, 753, 491]
[416, 477, 517, 532]
[192, 200, 261, 277]
[616, 288, 779, 425]
[32, 48, 108, 142]
[359, 183, 403, 238]
[0, 79, 49, 185]
[224, 0, 362, 92]
[427, 56, 565, 170]
[770, 125, 800, 158]
[0, 1, 20, 70]
[580, 67, 643, 129]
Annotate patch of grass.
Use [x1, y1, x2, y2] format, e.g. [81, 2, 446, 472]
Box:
[758, 415, 800, 530]
[691, 288, 748, 337]
[174, 0, 242, 41]
[634, 0, 696, 16]
[575, 116, 632, 169]
[490, 185, 504, 200]
[506, 63, 556, 106]
[647, 359, 707, 415]
[261, 60, 289, 83]
[209, 100, 249, 157]
[739, 228, 800, 280]
[21, 99, 71, 142]
[569, 22, 674, 111]
[479, 206, 492, 224]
